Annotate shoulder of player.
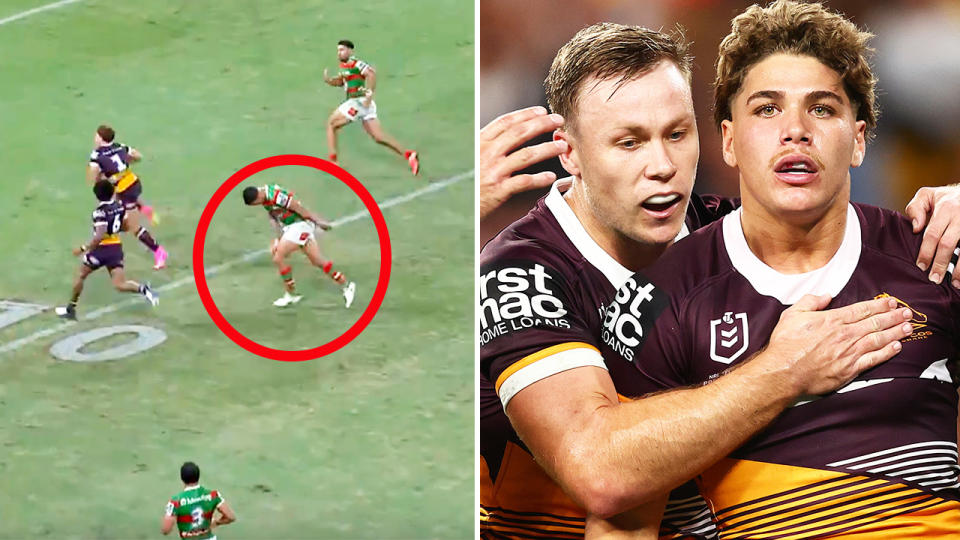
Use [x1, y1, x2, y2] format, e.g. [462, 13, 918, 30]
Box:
[480, 220, 583, 287]
[687, 191, 740, 229]
[481, 195, 565, 257]
[650, 218, 729, 288]
[853, 202, 922, 262]
[615, 220, 736, 322]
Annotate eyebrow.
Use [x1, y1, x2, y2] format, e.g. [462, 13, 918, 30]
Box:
[746, 89, 845, 104]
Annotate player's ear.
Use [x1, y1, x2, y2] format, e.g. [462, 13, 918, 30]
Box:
[850, 120, 867, 168]
[555, 129, 581, 177]
[720, 119, 737, 168]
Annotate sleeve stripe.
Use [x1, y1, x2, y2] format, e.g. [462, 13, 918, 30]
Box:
[496, 343, 604, 409]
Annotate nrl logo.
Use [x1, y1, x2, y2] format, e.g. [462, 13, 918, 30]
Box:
[710, 311, 749, 364]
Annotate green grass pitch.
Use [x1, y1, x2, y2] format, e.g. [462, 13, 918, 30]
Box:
[0, 0, 473, 537]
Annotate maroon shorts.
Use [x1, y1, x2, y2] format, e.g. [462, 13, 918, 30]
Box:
[117, 180, 142, 210]
[82, 243, 124, 271]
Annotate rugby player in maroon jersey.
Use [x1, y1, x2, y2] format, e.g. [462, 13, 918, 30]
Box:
[55, 180, 158, 320]
[593, 1, 960, 536]
[87, 125, 168, 270]
[479, 19, 960, 540]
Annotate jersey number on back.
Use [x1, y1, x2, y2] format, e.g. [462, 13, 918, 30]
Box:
[109, 154, 127, 173]
[110, 214, 122, 234]
[190, 507, 203, 528]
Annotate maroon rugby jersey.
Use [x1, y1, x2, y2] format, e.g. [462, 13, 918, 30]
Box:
[479, 178, 736, 539]
[601, 203, 960, 538]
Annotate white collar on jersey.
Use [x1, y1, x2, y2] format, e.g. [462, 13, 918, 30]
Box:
[722, 203, 861, 305]
[544, 177, 690, 289]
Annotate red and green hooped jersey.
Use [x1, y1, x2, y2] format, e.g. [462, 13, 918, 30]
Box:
[262, 184, 302, 226]
[338, 56, 370, 98]
[165, 485, 223, 539]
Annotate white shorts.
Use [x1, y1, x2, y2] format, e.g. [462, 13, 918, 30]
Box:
[280, 220, 316, 246]
[337, 97, 378, 122]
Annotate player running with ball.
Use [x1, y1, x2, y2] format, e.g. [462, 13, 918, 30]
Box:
[242, 183, 356, 308]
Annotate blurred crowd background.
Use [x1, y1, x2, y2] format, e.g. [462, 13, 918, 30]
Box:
[479, 0, 960, 243]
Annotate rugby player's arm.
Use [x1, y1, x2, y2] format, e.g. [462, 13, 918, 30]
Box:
[269, 216, 283, 237]
[362, 66, 376, 105]
[161, 502, 176, 535]
[213, 500, 236, 526]
[75, 224, 107, 255]
[585, 496, 666, 539]
[362, 65, 376, 92]
[507, 296, 910, 518]
[506, 363, 797, 519]
[127, 147, 143, 162]
[288, 199, 331, 230]
[322, 68, 343, 86]
[161, 515, 175, 535]
[86, 163, 101, 185]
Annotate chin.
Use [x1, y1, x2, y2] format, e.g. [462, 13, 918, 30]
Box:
[636, 224, 681, 247]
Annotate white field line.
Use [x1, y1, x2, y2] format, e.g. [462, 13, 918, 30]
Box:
[0, 170, 473, 354]
[0, 0, 81, 26]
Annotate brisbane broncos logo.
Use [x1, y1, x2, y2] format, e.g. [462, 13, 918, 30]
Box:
[874, 293, 930, 341]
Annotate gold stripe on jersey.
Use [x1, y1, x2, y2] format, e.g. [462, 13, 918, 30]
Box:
[113, 169, 138, 192]
[494, 342, 599, 395]
[701, 458, 960, 538]
[100, 234, 121, 245]
[481, 443, 586, 539]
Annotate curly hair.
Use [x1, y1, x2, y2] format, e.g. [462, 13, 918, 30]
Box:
[714, 0, 877, 139]
[545, 22, 692, 132]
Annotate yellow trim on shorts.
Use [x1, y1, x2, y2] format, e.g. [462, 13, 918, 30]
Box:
[114, 170, 138, 192]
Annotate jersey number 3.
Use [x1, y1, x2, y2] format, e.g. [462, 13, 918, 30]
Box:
[190, 507, 203, 528]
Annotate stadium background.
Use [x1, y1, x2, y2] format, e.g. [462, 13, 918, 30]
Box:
[480, 0, 960, 244]
[0, 0, 473, 537]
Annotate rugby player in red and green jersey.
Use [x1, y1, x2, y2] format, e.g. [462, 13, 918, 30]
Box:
[162, 462, 235, 539]
[242, 183, 356, 308]
[322, 39, 420, 176]
[55, 180, 158, 320]
[87, 124, 168, 270]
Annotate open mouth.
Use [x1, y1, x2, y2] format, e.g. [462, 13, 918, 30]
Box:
[641, 193, 682, 213]
[773, 154, 820, 185]
[774, 155, 819, 175]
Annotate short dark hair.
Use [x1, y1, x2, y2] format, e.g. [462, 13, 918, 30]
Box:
[180, 462, 200, 484]
[93, 180, 114, 201]
[96, 125, 115, 143]
[242, 186, 260, 205]
[338, 39, 355, 49]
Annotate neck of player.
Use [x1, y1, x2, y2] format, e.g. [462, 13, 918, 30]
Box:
[566, 187, 671, 271]
[738, 180, 850, 274]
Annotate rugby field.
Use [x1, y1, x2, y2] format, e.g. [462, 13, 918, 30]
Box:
[0, 0, 474, 537]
